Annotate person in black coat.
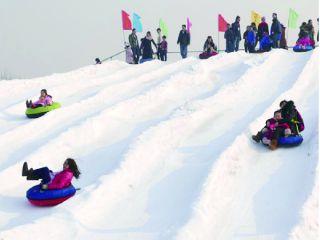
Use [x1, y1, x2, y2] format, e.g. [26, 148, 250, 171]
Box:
[231, 16, 241, 51]
[224, 23, 235, 52]
[140, 31, 157, 60]
[270, 13, 282, 48]
[203, 36, 217, 53]
[177, 24, 190, 58]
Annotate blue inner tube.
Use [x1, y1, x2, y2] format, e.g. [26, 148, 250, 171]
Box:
[26, 184, 76, 200]
[293, 45, 313, 52]
[278, 135, 303, 146]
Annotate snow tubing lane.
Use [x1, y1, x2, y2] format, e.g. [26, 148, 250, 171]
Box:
[25, 102, 61, 118]
[278, 135, 303, 147]
[26, 184, 76, 206]
[293, 46, 313, 52]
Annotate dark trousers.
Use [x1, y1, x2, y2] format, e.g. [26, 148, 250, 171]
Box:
[234, 36, 240, 51]
[180, 45, 188, 58]
[244, 42, 248, 52]
[131, 46, 140, 64]
[226, 41, 234, 52]
[248, 43, 255, 53]
[271, 34, 280, 48]
[156, 44, 161, 59]
[159, 50, 167, 61]
[272, 127, 285, 140]
[32, 167, 52, 184]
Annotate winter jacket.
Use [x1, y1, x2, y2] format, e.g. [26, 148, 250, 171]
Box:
[231, 21, 241, 39]
[257, 22, 269, 40]
[125, 47, 134, 64]
[296, 36, 312, 47]
[177, 30, 190, 46]
[280, 101, 305, 133]
[260, 35, 273, 50]
[246, 31, 255, 45]
[140, 37, 157, 59]
[224, 29, 235, 42]
[33, 95, 52, 106]
[266, 118, 290, 131]
[156, 33, 162, 45]
[48, 169, 73, 190]
[203, 40, 217, 52]
[160, 40, 168, 51]
[129, 33, 139, 48]
[271, 19, 282, 35]
[261, 117, 291, 143]
[243, 30, 248, 42]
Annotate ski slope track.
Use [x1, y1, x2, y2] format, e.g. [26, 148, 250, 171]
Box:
[0, 49, 318, 240]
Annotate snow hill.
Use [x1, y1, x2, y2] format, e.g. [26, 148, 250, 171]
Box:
[0, 49, 318, 240]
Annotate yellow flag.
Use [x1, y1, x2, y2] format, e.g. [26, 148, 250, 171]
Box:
[251, 11, 261, 27]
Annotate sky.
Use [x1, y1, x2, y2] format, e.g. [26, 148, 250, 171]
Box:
[0, 0, 318, 79]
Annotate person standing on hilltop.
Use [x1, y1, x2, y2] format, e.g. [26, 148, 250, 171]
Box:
[129, 28, 140, 64]
[177, 24, 190, 59]
[231, 16, 241, 51]
[270, 13, 282, 48]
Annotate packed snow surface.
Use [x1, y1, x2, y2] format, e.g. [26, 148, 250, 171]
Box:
[0, 49, 318, 240]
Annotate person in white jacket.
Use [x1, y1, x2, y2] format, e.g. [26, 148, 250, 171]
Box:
[125, 45, 134, 64]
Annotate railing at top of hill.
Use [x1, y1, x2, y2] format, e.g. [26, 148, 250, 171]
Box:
[99, 45, 317, 63]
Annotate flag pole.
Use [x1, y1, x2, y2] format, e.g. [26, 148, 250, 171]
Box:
[122, 30, 126, 45]
[287, 13, 290, 47]
[217, 15, 220, 51]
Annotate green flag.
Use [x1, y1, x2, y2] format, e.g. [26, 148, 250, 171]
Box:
[288, 8, 299, 28]
[159, 18, 169, 37]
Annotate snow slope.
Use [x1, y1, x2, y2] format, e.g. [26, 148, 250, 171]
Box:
[0, 49, 318, 240]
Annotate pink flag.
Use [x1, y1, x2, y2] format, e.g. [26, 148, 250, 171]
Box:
[121, 10, 132, 30]
[218, 14, 228, 32]
[187, 17, 192, 33]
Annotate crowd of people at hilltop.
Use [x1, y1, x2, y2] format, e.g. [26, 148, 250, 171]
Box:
[94, 13, 318, 65]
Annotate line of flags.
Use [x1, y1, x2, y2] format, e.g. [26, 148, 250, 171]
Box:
[121, 10, 194, 37]
[122, 9, 300, 36]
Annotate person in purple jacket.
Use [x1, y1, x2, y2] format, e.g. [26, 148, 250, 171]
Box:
[159, 35, 168, 61]
[22, 158, 81, 190]
[26, 89, 53, 108]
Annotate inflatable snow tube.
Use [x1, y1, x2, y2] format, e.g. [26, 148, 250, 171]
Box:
[26, 184, 76, 206]
[139, 58, 154, 64]
[199, 52, 218, 59]
[25, 102, 61, 118]
[293, 45, 313, 52]
[278, 135, 303, 147]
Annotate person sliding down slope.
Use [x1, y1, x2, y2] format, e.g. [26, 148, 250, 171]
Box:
[260, 110, 292, 150]
[26, 89, 53, 109]
[22, 158, 81, 190]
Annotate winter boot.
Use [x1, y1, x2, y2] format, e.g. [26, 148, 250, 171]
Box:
[26, 169, 38, 180]
[269, 139, 278, 150]
[22, 162, 28, 176]
[252, 131, 262, 143]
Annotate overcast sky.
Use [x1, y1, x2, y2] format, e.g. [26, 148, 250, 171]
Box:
[0, 0, 318, 79]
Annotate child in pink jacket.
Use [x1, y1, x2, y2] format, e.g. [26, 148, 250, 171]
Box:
[261, 110, 291, 146]
[22, 158, 81, 190]
[26, 89, 53, 108]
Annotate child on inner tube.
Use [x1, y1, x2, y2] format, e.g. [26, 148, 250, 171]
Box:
[26, 89, 53, 109]
[22, 158, 81, 190]
[252, 100, 305, 150]
[261, 110, 291, 149]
